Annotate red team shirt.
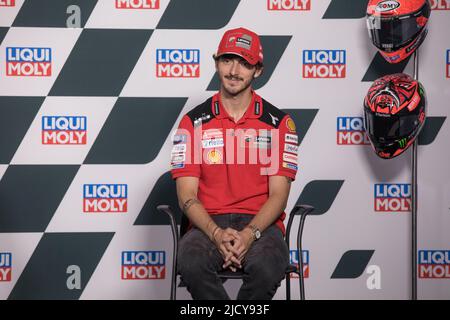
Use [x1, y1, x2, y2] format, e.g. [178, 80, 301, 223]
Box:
[170, 91, 298, 234]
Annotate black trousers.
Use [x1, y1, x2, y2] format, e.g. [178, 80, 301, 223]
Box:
[177, 213, 289, 300]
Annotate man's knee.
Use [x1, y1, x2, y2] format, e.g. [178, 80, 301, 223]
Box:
[244, 255, 287, 283]
[178, 245, 210, 274]
[177, 233, 220, 280]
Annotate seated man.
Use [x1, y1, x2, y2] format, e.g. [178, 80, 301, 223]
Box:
[170, 27, 299, 300]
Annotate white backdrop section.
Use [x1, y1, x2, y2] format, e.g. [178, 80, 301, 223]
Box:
[11, 97, 117, 164]
[0, 27, 82, 96]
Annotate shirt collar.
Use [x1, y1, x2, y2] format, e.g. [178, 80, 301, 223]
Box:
[211, 90, 263, 121]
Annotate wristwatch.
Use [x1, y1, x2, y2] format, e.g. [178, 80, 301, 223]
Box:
[247, 224, 261, 241]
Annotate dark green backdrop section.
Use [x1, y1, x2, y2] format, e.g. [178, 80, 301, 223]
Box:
[0, 165, 80, 232]
[84, 97, 187, 164]
[0, 96, 45, 164]
[49, 29, 153, 97]
[134, 171, 181, 226]
[12, 0, 98, 28]
[157, 0, 240, 30]
[323, 0, 370, 19]
[8, 232, 114, 300]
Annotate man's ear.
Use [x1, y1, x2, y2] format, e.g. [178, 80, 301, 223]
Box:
[214, 59, 219, 72]
[213, 54, 219, 72]
[254, 66, 264, 79]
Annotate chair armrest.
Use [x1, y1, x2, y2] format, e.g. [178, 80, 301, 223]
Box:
[157, 204, 180, 300]
[285, 204, 315, 249]
[157, 205, 179, 242]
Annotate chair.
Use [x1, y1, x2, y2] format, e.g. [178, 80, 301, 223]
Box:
[157, 204, 314, 300]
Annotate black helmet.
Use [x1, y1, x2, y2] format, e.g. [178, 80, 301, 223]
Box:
[364, 73, 427, 159]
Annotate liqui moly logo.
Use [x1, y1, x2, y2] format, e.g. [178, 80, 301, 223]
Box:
[430, 0, 450, 10]
[419, 250, 450, 278]
[337, 117, 369, 145]
[0, 0, 15, 6]
[374, 184, 411, 212]
[115, 0, 159, 9]
[267, 0, 311, 10]
[83, 184, 128, 213]
[121, 251, 166, 280]
[303, 50, 346, 78]
[42, 116, 87, 145]
[0, 253, 12, 282]
[6, 47, 52, 76]
[446, 50, 450, 78]
[156, 49, 200, 78]
[290, 250, 309, 278]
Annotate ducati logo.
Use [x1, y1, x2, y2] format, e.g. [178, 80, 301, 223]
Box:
[269, 113, 279, 126]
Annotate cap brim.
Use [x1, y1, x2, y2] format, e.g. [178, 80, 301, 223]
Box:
[215, 51, 258, 66]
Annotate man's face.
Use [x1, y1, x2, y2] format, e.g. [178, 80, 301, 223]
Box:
[215, 54, 262, 97]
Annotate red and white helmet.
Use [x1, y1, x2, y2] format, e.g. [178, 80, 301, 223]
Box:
[366, 0, 431, 64]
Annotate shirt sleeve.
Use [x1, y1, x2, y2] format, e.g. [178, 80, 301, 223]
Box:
[170, 115, 201, 179]
[269, 114, 298, 181]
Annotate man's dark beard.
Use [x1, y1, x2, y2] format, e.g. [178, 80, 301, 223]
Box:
[222, 74, 252, 97]
[225, 75, 243, 81]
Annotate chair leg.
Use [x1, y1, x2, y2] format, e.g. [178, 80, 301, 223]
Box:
[297, 214, 307, 300]
[171, 265, 177, 300]
[298, 252, 305, 300]
[286, 273, 291, 300]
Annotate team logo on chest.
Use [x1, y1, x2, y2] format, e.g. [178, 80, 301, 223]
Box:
[201, 128, 224, 149]
[206, 149, 223, 164]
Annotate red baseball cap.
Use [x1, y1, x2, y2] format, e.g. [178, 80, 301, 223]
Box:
[215, 27, 263, 66]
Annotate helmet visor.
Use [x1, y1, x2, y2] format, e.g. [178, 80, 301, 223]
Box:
[367, 14, 425, 52]
[364, 111, 418, 141]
